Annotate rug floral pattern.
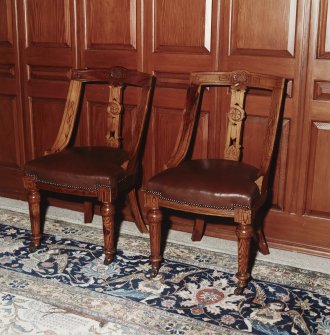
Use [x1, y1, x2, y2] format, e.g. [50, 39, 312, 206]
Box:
[0, 209, 329, 335]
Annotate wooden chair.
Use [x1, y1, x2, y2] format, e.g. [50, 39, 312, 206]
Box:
[23, 67, 156, 264]
[145, 70, 286, 294]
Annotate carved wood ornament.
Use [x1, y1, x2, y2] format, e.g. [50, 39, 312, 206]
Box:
[106, 85, 124, 148]
[224, 86, 246, 161]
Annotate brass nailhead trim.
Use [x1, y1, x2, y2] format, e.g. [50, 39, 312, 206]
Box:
[145, 189, 251, 210]
[25, 173, 128, 191]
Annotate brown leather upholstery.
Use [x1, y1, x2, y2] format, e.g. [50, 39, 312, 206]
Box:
[25, 147, 130, 190]
[147, 159, 260, 210]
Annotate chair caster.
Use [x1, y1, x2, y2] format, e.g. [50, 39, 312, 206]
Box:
[103, 257, 113, 265]
[146, 267, 158, 279]
[234, 286, 245, 295]
[29, 244, 39, 253]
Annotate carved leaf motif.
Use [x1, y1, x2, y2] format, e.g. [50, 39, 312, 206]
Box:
[225, 145, 240, 160]
[228, 106, 244, 122]
[108, 101, 121, 115]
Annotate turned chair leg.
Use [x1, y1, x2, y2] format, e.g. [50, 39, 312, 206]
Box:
[191, 217, 206, 241]
[26, 183, 42, 252]
[128, 189, 149, 234]
[147, 207, 162, 278]
[257, 227, 270, 255]
[235, 223, 253, 295]
[83, 201, 94, 224]
[234, 209, 254, 295]
[101, 202, 116, 265]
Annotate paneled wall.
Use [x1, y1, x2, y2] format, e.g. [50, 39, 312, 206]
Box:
[0, 0, 329, 256]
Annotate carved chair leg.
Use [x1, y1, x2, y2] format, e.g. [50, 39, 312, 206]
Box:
[25, 182, 42, 252]
[191, 217, 206, 241]
[147, 207, 162, 278]
[257, 227, 270, 255]
[235, 223, 253, 295]
[128, 189, 149, 234]
[234, 209, 254, 295]
[101, 202, 116, 265]
[83, 201, 94, 224]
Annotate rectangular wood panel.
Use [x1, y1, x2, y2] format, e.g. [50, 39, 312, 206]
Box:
[0, 95, 19, 167]
[24, 0, 71, 47]
[79, 0, 139, 69]
[85, 0, 136, 50]
[0, 0, 13, 47]
[305, 122, 330, 215]
[28, 65, 71, 81]
[0, 64, 15, 78]
[317, 0, 330, 58]
[230, 0, 297, 57]
[154, 0, 212, 53]
[0, 0, 25, 198]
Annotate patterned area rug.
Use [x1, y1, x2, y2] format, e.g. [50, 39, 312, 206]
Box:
[0, 208, 329, 335]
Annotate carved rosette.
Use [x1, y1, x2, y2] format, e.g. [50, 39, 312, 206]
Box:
[228, 106, 245, 122]
[230, 71, 249, 85]
[108, 67, 127, 81]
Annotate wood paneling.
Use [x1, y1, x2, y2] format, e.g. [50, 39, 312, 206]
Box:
[79, 0, 140, 68]
[154, 0, 212, 53]
[306, 122, 330, 216]
[314, 80, 330, 100]
[85, 0, 136, 50]
[230, 0, 297, 57]
[0, 0, 25, 196]
[25, 0, 71, 47]
[0, 95, 19, 167]
[28, 65, 71, 81]
[153, 107, 183, 172]
[18, 0, 77, 160]
[0, 0, 13, 47]
[222, 0, 304, 215]
[29, 97, 66, 157]
[317, 0, 330, 58]
[1, 0, 329, 256]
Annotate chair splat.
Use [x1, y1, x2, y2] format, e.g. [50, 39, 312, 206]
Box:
[106, 85, 124, 149]
[224, 87, 246, 161]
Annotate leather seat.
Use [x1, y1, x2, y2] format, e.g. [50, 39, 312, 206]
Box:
[147, 159, 260, 210]
[25, 147, 131, 190]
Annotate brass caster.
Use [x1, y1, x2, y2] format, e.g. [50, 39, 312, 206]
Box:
[103, 258, 112, 265]
[29, 244, 39, 253]
[234, 286, 245, 295]
[146, 267, 158, 279]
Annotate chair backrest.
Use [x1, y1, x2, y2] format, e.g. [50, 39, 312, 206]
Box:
[47, 67, 156, 172]
[166, 70, 286, 191]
